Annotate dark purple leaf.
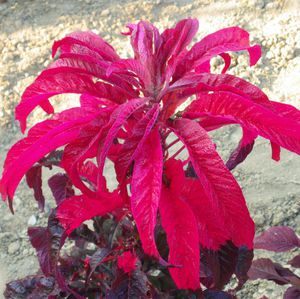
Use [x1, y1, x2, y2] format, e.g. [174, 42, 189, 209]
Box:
[106, 269, 152, 299]
[289, 255, 300, 269]
[28, 210, 66, 276]
[39, 150, 63, 168]
[254, 226, 300, 252]
[4, 276, 55, 299]
[203, 289, 237, 299]
[284, 286, 300, 299]
[25, 165, 45, 211]
[88, 247, 111, 278]
[235, 246, 254, 290]
[200, 241, 238, 289]
[248, 258, 300, 286]
[48, 173, 75, 205]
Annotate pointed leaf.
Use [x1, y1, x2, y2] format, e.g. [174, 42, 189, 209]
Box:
[254, 226, 300, 252]
[172, 118, 254, 248]
[56, 194, 123, 234]
[48, 173, 75, 205]
[176, 26, 261, 78]
[0, 111, 95, 203]
[28, 210, 66, 276]
[248, 258, 296, 285]
[183, 92, 300, 156]
[97, 98, 147, 190]
[52, 31, 119, 61]
[289, 255, 300, 269]
[115, 104, 159, 183]
[160, 184, 200, 290]
[25, 165, 45, 211]
[131, 128, 162, 258]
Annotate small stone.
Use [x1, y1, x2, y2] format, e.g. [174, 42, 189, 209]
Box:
[8, 241, 20, 254]
[28, 215, 37, 226]
[101, 9, 110, 17]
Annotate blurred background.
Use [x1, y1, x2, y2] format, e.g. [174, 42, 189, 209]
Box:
[0, 0, 299, 297]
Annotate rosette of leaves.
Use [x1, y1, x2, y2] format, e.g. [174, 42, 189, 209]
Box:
[1, 18, 300, 298]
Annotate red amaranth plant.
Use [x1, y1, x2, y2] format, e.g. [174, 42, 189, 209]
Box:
[1, 18, 300, 298]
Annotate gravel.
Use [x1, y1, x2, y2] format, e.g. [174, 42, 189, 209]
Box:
[0, 0, 299, 298]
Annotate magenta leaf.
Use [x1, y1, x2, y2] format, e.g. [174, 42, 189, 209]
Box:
[131, 128, 162, 258]
[96, 98, 147, 190]
[25, 165, 45, 211]
[48, 173, 75, 205]
[160, 183, 200, 290]
[115, 104, 159, 183]
[183, 91, 300, 156]
[52, 31, 119, 62]
[175, 26, 261, 79]
[56, 194, 123, 235]
[254, 226, 300, 252]
[172, 118, 254, 249]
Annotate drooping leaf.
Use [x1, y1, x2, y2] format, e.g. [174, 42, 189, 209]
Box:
[248, 258, 300, 285]
[0, 109, 98, 204]
[52, 31, 119, 62]
[183, 91, 300, 156]
[56, 194, 123, 235]
[115, 104, 159, 183]
[226, 128, 256, 170]
[160, 184, 200, 290]
[131, 128, 163, 258]
[96, 98, 147, 190]
[172, 118, 254, 249]
[48, 173, 75, 205]
[254, 226, 300, 252]
[28, 210, 66, 276]
[25, 165, 45, 211]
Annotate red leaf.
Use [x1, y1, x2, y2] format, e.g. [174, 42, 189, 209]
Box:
[172, 118, 254, 249]
[175, 26, 261, 78]
[160, 183, 200, 290]
[0, 111, 94, 204]
[115, 104, 159, 183]
[254, 226, 300, 252]
[52, 31, 119, 62]
[131, 128, 163, 258]
[183, 91, 300, 156]
[56, 194, 123, 234]
[96, 98, 147, 190]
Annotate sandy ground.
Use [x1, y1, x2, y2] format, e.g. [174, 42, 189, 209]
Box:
[0, 0, 299, 298]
